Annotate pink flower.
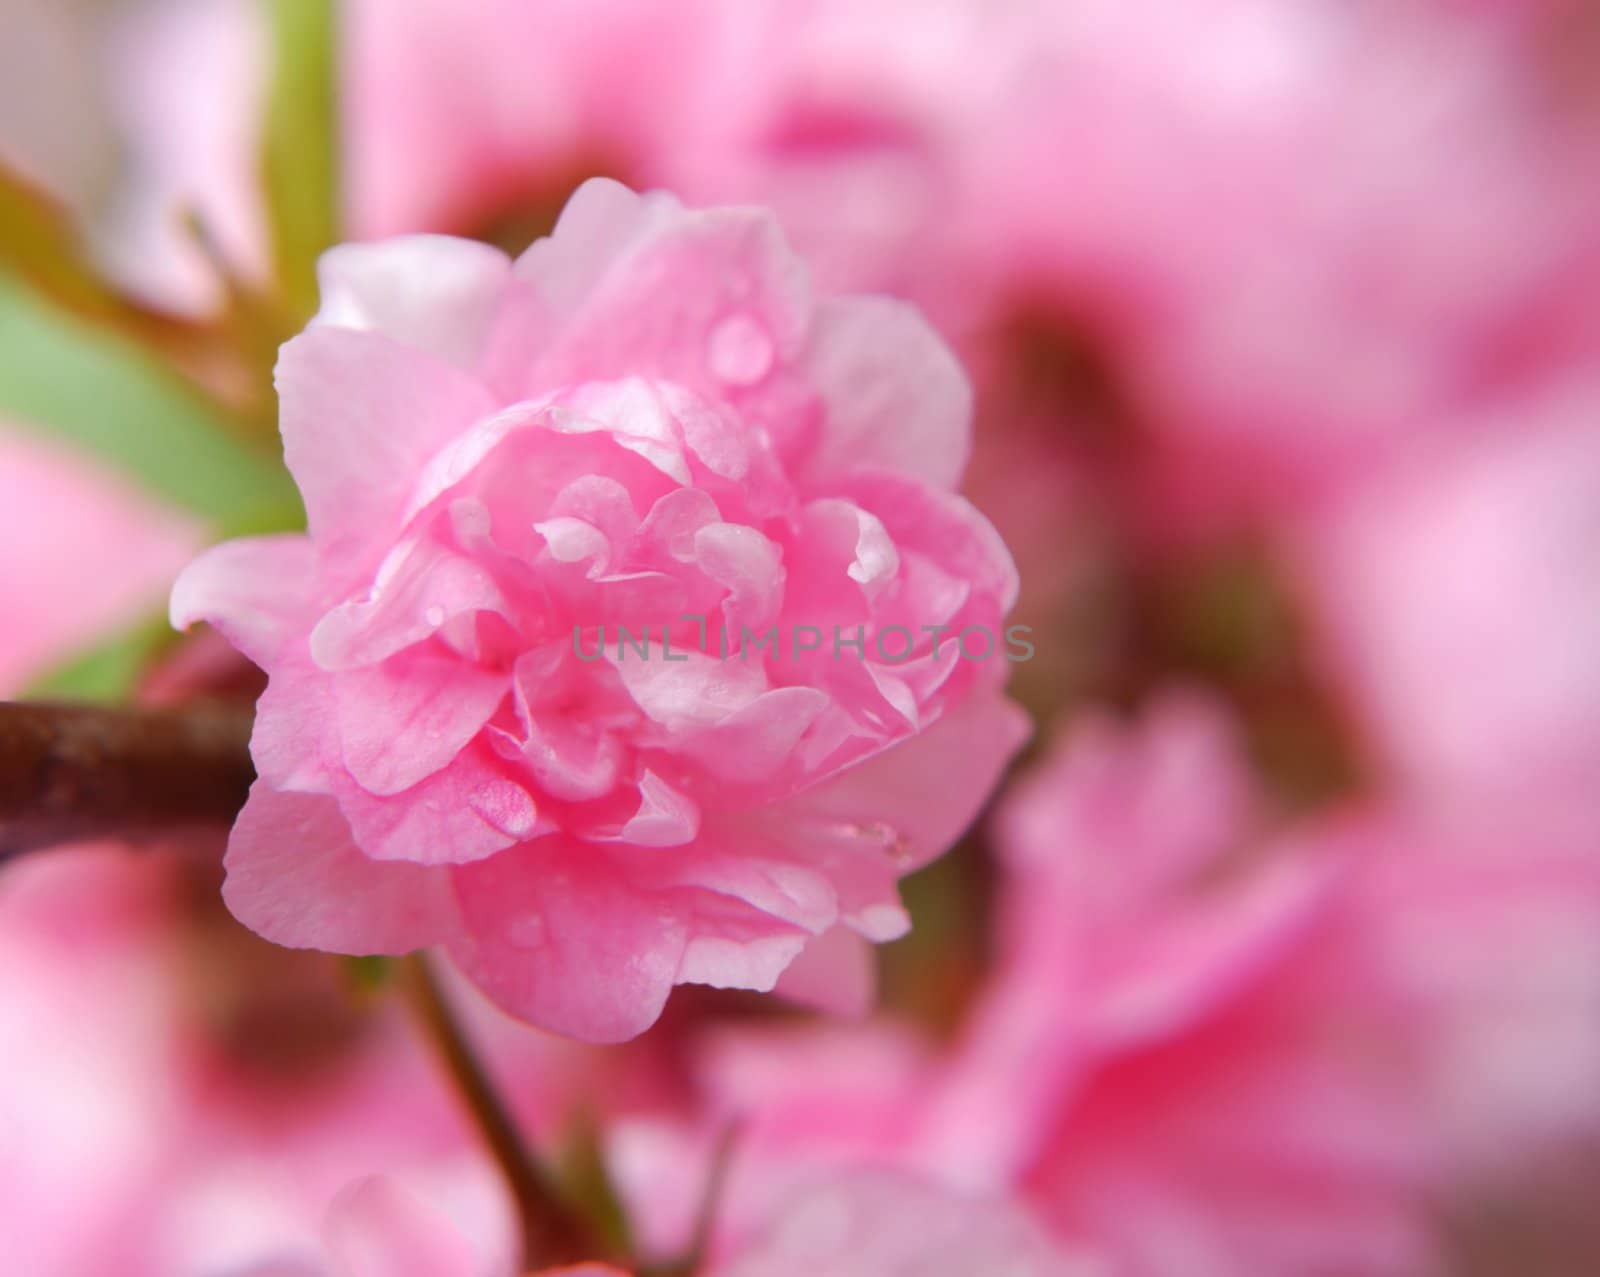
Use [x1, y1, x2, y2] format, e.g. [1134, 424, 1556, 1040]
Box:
[1295, 390, 1600, 839]
[0, 0, 266, 315]
[243, 1175, 510, 1277]
[239, 1171, 1085, 1277]
[173, 178, 1026, 1043]
[957, 0, 1600, 524]
[343, 0, 726, 241]
[0, 843, 527, 1277]
[917, 692, 1600, 1275]
[714, 1173, 1093, 1277]
[625, 691, 1600, 1274]
[607, 1021, 940, 1261]
[915, 695, 1438, 1276]
[0, 424, 201, 694]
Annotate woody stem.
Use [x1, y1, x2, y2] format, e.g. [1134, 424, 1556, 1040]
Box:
[0, 698, 254, 860]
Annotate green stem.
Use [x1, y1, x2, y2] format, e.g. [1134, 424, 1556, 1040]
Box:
[399, 952, 604, 1269]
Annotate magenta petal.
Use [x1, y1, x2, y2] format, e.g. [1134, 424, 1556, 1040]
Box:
[518, 183, 814, 406]
[693, 520, 785, 632]
[250, 657, 341, 794]
[678, 686, 832, 785]
[512, 177, 675, 314]
[315, 234, 512, 372]
[1085, 856, 1335, 1051]
[169, 534, 318, 666]
[223, 783, 456, 954]
[677, 926, 810, 994]
[836, 473, 1020, 615]
[604, 770, 701, 848]
[277, 327, 497, 578]
[800, 498, 900, 601]
[801, 295, 973, 491]
[645, 852, 839, 936]
[449, 842, 688, 1043]
[309, 536, 510, 671]
[507, 714, 624, 804]
[773, 925, 878, 1018]
[788, 689, 1032, 875]
[337, 745, 533, 866]
[608, 647, 767, 732]
[336, 652, 508, 796]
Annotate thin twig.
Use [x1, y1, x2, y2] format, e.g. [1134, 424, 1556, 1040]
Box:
[398, 952, 604, 1269]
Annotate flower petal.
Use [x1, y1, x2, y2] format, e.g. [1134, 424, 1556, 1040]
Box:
[449, 841, 688, 1042]
[278, 327, 497, 579]
[169, 534, 319, 666]
[800, 296, 972, 491]
[314, 234, 513, 372]
[773, 926, 878, 1019]
[223, 783, 456, 954]
[336, 651, 508, 796]
[337, 744, 535, 866]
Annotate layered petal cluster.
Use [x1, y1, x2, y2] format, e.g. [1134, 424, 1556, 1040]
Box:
[174, 179, 1025, 1043]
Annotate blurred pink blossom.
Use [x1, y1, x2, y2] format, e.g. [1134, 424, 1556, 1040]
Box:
[0, 845, 520, 1277]
[921, 693, 1600, 1274]
[343, 0, 728, 242]
[173, 179, 1026, 1042]
[0, 424, 200, 693]
[1294, 385, 1600, 839]
[713, 1172, 1092, 1277]
[960, 0, 1600, 521]
[0, 0, 266, 315]
[624, 692, 1600, 1275]
[917, 695, 1436, 1275]
[227, 1170, 1086, 1277]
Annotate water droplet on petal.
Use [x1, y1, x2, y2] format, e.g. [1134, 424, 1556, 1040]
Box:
[707, 313, 774, 386]
[806, 819, 908, 862]
[507, 913, 545, 949]
[848, 821, 911, 864]
[469, 781, 538, 840]
[424, 604, 446, 627]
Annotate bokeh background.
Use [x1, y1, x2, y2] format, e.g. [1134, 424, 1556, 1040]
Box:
[2, 2, 1598, 1274]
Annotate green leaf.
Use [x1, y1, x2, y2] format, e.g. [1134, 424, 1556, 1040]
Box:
[22, 615, 177, 702]
[0, 268, 302, 527]
[262, 0, 340, 322]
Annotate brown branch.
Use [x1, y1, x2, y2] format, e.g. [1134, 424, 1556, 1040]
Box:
[398, 952, 605, 1269]
[0, 699, 255, 860]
